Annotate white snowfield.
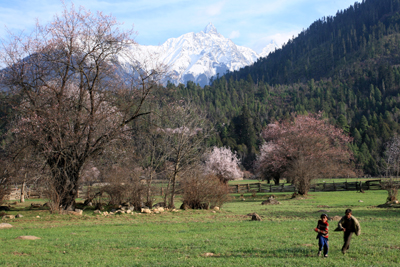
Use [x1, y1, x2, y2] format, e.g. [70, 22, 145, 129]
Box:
[119, 23, 279, 87]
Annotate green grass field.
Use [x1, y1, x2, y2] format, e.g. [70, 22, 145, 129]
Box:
[1, 190, 399, 266]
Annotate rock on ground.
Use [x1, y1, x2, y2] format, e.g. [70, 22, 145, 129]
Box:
[247, 212, 262, 221]
[261, 199, 280, 205]
[0, 223, 13, 229]
[16, 236, 41, 240]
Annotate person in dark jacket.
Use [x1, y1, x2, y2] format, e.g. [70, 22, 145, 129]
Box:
[337, 209, 361, 254]
[314, 213, 329, 257]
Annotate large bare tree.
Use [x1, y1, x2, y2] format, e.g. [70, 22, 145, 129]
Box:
[0, 4, 166, 211]
[162, 102, 210, 208]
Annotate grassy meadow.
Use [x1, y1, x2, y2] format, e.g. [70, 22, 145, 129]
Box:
[0, 190, 399, 266]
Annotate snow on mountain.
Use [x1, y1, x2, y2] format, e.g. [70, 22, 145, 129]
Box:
[259, 40, 280, 58]
[121, 23, 278, 87]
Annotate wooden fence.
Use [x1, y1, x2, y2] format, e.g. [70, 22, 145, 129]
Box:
[228, 180, 384, 194]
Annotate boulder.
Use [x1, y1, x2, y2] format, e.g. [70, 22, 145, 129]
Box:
[3, 215, 15, 219]
[141, 208, 151, 214]
[93, 210, 102, 214]
[214, 207, 220, 211]
[247, 213, 262, 221]
[16, 214, 23, 218]
[0, 223, 13, 229]
[261, 199, 280, 205]
[16, 236, 41, 240]
[126, 210, 132, 214]
[67, 209, 82, 216]
[317, 210, 330, 213]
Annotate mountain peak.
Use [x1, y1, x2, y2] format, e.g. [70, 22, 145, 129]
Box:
[204, 23, 217, 34]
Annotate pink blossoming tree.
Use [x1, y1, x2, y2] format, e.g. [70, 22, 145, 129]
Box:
[205, 146, 243, 183]
[256, 113, 354, 195]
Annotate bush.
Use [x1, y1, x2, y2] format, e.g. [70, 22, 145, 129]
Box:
[101, 167, 145, 211]
[181, 170, 230, 209]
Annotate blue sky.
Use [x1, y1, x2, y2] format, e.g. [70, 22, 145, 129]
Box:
[0, 0, 359, 53]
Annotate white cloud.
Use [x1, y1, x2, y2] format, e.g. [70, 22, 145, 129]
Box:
[229, 31, 240, 39]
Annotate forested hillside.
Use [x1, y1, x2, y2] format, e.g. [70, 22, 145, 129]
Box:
[162, 0, 400, 176]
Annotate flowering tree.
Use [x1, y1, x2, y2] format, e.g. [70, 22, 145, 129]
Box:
[255, 142, 283, 185]
[0, 4, 165, 211]
[256, 113, 354, 195]
[204, 146, 243, 183]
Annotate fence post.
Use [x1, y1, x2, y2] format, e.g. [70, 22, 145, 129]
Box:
[270, 184, 272, 192]
[258, 183, 261, 192]
[236, 185, 239, 194]
[247, 184, 250, 192]
[281, 184, 284, 192]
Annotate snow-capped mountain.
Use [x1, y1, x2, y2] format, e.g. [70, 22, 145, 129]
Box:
[123, 23, 279, 87]
[260, 40, 280, 58]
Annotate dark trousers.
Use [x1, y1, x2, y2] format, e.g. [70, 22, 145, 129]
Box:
[342, 231, 353, 252]
[318, 235, 329, 255]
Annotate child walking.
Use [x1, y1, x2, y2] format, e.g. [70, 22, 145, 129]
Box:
[314, 213, 329, 257]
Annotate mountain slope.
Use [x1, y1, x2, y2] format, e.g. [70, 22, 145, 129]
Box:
[223, 0, 400, 85]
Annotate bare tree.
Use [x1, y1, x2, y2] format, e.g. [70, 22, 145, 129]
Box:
[381, 178, 400, 202]
[383, 136, 400, 177]
[131, 104, 171, 208]
[162, 102, 210, 208]
[0, 159, 11, 205]
[0, 4, 166, 211]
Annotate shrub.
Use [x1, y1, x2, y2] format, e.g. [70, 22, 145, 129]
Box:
[181, 170, 230, 209]
[101, 167, 145, 211]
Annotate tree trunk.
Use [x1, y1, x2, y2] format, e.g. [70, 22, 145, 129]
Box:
[145, 172, 153, 207]
[20, 179, 26, 203]
[48, 158, 82, 211]
[169, 171, 177, 209]
[297, 177, 310, 195]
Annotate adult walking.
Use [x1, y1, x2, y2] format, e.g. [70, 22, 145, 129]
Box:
[337, 209, 361, 254]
